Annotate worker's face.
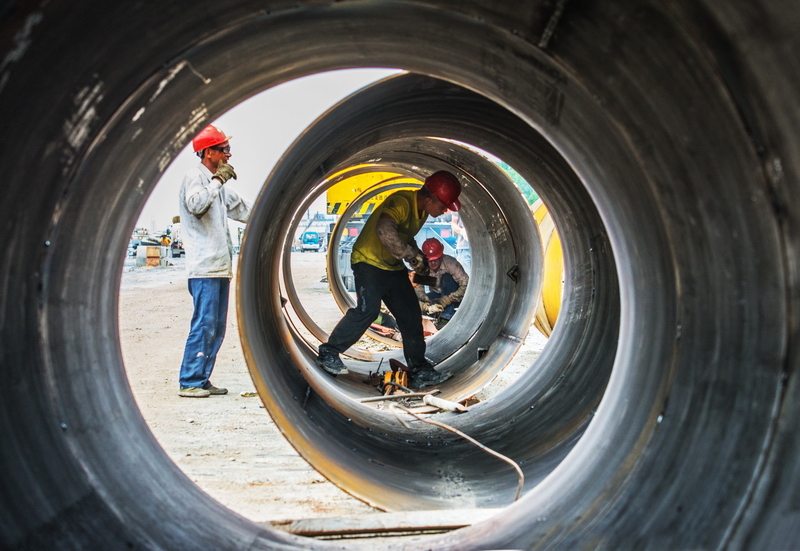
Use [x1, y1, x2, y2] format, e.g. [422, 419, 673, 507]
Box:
[423, 195, 448, 218]
[428, 257, 442, 271]
[207, 141, 232, 167]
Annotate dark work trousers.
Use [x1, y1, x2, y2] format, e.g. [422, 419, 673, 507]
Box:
[426, 273, 460, 320]
[323, 262, 426, 368]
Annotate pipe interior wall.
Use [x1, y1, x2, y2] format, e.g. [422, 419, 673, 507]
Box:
[0, 1, 797, 549]
[240, 73, 619, 510]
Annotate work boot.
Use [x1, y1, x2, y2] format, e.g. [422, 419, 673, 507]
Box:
[408, 362, 451, 389]
[316, 346, 348, 376]
[178, 387, 211, 398]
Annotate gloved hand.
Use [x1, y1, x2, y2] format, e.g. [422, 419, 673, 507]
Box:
[420, 302, 444, 315]
[212, 163, 237, 184]
[434, 295, 454, 307]
[407, 252, 429, 276]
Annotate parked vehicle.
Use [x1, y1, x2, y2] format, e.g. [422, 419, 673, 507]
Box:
[300, 231, 324, 252]
[170, 240, 184, 257]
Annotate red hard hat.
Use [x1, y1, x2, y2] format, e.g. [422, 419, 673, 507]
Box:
[424, 170, 462, 212]
[192, 125, 231, 152]
[422, 238, 444, 260]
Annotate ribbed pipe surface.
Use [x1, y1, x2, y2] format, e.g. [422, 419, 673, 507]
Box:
[1, 1, 799, 550]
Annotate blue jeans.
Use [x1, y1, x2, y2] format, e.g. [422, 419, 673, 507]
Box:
[179, 278, 230, 389]
[426, 273, 460, 320]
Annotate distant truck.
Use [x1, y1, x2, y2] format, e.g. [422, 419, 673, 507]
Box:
[300, 231, 324, 252]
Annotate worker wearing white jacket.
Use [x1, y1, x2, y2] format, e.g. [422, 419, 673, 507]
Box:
[177, 125, 251, 398]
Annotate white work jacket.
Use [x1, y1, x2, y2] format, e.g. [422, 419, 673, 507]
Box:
[178, 163, 251, 279]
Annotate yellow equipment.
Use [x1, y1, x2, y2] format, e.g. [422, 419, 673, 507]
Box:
[531, 199, 563, 337]
[383, 358, 410, 395]
[325, 167, 420, 216]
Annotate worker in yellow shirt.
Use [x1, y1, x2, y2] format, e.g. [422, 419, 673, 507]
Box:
[317, 171, 462, 389]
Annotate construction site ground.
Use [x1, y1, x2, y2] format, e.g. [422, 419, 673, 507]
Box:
[119, 251, 547, 528]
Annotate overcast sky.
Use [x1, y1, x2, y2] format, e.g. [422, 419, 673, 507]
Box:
[136, 68, 400, 235]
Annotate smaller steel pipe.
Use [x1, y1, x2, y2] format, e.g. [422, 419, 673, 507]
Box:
[239, 73, 619, 510]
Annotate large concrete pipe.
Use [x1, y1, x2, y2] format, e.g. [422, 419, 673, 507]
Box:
[241, 73, 618, 511]
[2, 1, 799, 550]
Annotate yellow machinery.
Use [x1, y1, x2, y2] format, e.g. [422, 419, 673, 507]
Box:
[383, 369, 409, 395]
[531, 199, 563, 337]
[326, 168, 415, 216]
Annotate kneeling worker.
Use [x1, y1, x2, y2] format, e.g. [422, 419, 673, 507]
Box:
[416, 237, 469, 329]
[316, 171, 463, 389]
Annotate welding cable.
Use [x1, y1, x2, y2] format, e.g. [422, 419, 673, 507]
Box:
[390, 403, 524, 501]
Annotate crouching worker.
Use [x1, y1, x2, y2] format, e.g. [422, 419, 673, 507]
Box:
[316, 171, 463, 389]
[415, 238, 469, 330]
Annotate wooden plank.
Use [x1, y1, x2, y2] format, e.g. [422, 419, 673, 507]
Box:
[267, 509, 503, 538]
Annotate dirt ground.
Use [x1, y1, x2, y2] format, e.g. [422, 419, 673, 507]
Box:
[118, 251, 546, 525]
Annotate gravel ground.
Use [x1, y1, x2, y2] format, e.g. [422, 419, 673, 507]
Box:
[120, 253, 377, 523]
[118, 251, 547, 524]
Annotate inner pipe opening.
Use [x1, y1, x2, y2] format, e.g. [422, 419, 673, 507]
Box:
[240, 72, 620, 511]
[279, 148, 558, 397]
[274, 138, 543, 393]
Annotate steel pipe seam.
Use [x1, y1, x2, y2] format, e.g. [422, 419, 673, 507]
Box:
[240, 73, 618, 509]
[0, 0, 797, 549]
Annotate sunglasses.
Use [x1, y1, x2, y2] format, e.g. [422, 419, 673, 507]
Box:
[209, 145, 231, 154]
